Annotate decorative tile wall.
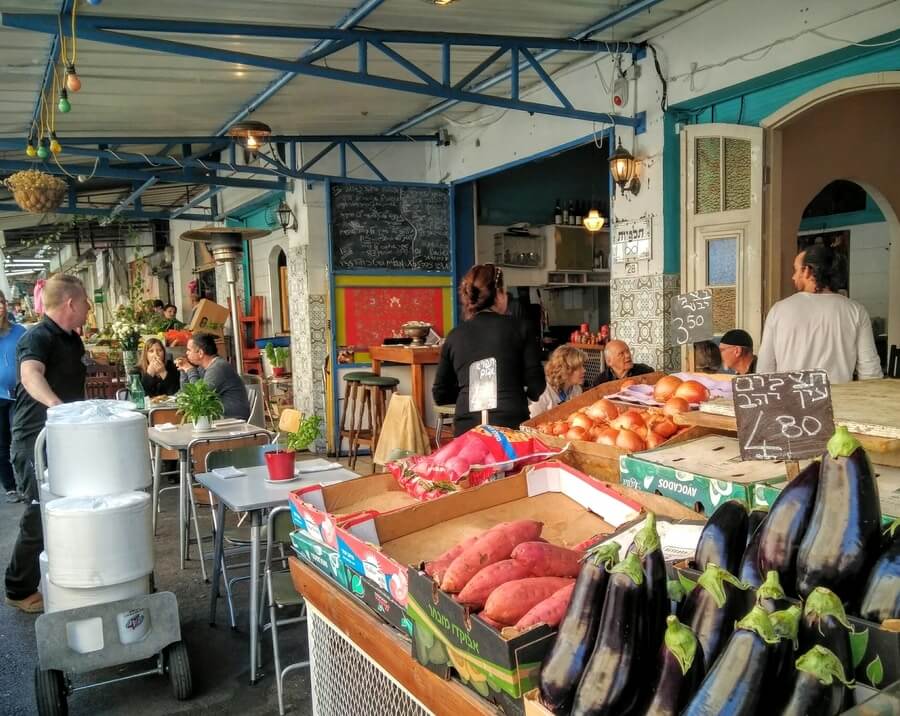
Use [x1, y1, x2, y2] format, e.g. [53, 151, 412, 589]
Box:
[610, 273, 681, 372]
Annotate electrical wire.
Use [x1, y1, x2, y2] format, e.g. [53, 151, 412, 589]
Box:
[646, 43, 667, 112]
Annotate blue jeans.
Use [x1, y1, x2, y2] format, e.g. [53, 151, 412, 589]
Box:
[0, 399, 14, 492]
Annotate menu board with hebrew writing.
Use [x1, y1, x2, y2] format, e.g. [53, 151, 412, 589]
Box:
[330, 183, 451, 272]
[733, 371, 835, 461]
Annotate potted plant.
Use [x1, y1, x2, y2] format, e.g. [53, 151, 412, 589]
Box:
[265, 415, 323, 481]
[264, 342, 290, 377]
[175, 381, 224, 431]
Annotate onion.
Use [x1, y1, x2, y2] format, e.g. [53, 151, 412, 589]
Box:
[663, 397, 690, 416]
[674, 380, 710, 404]
[566, 426, 588, 441]
[653, 418, 678, 438]
[551, 421, 570, 436]
[653, 375, 683, 402]
[613, 410, 646, 432]
[616, 429, 646, 452]
[595, 427, 619, 446]
[646, 431, 666, 448]
[535, 422, 550, 434]
[570, 413, 595, 430]
[585, 398, 619, 422]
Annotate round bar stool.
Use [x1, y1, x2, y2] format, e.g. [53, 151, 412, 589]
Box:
[339, 371, 376, 458]
[350, 375, 399, 470]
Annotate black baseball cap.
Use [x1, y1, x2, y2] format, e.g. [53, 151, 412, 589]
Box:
[720, 329, 753, 349]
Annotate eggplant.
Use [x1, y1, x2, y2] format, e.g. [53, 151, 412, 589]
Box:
[626, 512, 668, 659]
[540, 542, 620, 713]
[859, 519, 900, 623]
[643, 615, 705, 716]
[746, 509, 768, 545]
[678, 563, 749, 672]
[757, 461, 819, 598]
[693, 500, 748, 575]
[571, 552, 644, 716]
[796, 428, 881, 601]
[681, 605, 779, 716]
[739, 520, 765, 589]
[764, 604, 802, 710]
[798, 587, 854, 685]
[756, 570, 789, 613]
[780, 645, 854, 716]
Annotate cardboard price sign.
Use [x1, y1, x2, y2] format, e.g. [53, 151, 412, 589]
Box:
[733, 371, 835, 461]
[469, 357, 498, 420]
[670, 290, 713, 346]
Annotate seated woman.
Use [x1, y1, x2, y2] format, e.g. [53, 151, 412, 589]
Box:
[529, 345, 586, 418]
[693, 340, 722, 374]
[138, 338, 180, 397]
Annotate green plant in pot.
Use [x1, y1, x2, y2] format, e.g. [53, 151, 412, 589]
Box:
[266, 415, 323, 481]
[264, 342, 289, 377]
[175, 381, 224, 431]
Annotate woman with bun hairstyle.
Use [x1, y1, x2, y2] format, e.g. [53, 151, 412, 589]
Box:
[756, 244, 882, 383]
[529, 345, 585, 418]
[433, 263, 545, 435]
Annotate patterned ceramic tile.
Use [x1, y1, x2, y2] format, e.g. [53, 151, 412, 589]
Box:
[611, 273, 681, 373]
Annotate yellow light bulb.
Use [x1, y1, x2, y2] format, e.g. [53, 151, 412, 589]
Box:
[50, 139, 62, 154]
[246, 134, 258, 149]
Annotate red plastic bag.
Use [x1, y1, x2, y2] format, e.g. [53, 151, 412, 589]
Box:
[387, 425, 561, 501]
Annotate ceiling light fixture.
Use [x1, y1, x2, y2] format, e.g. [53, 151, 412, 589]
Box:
[432, 0, 458, 4]
[609, 138, 640, 196]
[226, 120, 272, 151]
[583, 208, 606, 232]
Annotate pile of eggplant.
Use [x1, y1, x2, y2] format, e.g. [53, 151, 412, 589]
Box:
[535, 426, 897, 715]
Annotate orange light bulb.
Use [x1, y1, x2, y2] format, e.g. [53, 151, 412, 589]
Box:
[65, 66, 82, 92]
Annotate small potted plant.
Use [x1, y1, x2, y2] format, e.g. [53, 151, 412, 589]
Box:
[264, 342, 290, 377]
[265, 414, 323, 481]
[175, 381, 224, 431]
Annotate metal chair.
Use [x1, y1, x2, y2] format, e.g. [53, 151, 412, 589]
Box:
[148, 407, 182, 535]
[262, 506, 308, 715]
[433, 404, 456, 447]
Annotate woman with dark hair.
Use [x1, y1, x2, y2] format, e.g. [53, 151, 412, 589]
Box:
[757, 245, 882, 383]
[137, 337, 179, 397]
[432, 264, 545, 435]
[693, 340, 722, 374]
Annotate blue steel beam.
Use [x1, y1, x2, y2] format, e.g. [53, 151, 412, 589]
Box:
[109, 177, 158, 218]
[15, 134, 438, 146]
[170, 186, 223, 219]
[385, 0, 664, 135]
[215, 0, 386, 136]
[0, 13, 644, 129]
[0, 203, 211, 221]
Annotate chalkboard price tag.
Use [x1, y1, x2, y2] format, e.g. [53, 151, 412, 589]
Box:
[670, 290, 713, 346]
[733, 371, 835, 461]
[469, 358, 498, 417]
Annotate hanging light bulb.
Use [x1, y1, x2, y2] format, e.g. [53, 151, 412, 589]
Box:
[226, 120, 271, 154]
[583, 208, 606, 232]
[246, 133, 259, 149]
[65, 64, 82, 93]
[50, 132, 62, 155]
[25, 141, 37, 158]
[58, 88, 71, 113]
[36, 139, 50, 160]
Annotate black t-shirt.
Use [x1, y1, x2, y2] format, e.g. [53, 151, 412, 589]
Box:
[593, 362, 655, 387]
[13, 316, 86, 441]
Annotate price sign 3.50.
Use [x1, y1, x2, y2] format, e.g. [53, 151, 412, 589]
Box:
[733, 371, 835, 461]
[670, 290, 713, 346]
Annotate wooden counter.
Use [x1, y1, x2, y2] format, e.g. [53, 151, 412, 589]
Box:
[289, 556, 494, 715]
[369, 344, 441, 419]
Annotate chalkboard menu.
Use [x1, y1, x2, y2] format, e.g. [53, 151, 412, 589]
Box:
[330, 183, 451, 272]
[733, 371, 835, 461]
[670, 289, 713, 346]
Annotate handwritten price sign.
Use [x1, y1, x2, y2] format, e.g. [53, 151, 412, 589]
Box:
[469, 357, 498, 414]
[733, 371, 835, 461]
[670, 290, 714, 346]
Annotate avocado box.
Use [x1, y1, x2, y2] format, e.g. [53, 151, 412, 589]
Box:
[619, 434, 793, 516]
[289, 529, 413, 636]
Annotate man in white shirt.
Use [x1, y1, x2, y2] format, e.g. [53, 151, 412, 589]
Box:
[756, 245, 882, 383]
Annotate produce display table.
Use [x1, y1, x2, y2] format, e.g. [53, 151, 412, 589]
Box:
[288, 557, 495, 716]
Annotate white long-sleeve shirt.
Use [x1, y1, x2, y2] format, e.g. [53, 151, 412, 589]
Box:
[756, 292, 883, 383]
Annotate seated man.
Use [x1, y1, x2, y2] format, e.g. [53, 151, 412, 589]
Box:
[594, 339, 655, 385]
[719, 329, 757, 375]
[174, 332, 250, 420]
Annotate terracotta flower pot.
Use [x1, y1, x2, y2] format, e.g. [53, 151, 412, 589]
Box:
[272, 366, 286, 377]
[265, 450, 295, 481]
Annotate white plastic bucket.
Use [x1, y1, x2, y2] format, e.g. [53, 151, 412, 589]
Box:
[45, 574, 150, 614]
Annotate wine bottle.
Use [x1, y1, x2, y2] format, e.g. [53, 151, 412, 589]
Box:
[574, 201, 583, 225]
[561, 201, 569, 224]
[554, 199, 562, 225]
[567, 200, 575, 224]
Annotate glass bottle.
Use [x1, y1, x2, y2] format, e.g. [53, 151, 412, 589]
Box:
[128, 369, 146, 410]
[554, 199, 562, 225]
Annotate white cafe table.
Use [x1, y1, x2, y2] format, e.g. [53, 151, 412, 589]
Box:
[195, 459, 360, 684]
[147, 420, 271, 578]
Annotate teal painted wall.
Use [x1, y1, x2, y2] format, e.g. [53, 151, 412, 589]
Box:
[225, 191, 284, 313]
[662, 29, 900, 276]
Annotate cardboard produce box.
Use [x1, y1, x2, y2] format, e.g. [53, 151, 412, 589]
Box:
[188, 298, 230, 337]
[619, 434, 794, 515]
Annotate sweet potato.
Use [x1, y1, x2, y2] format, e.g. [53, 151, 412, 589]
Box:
[456, 559, 534, 609]
[477, 613, 505, 631]
[425, 534, 480, 582]
[513, 583, 576, 631]
[441, 520, 543, 593]
[511, 542, 583, 578]
[482, 577, 574, 625]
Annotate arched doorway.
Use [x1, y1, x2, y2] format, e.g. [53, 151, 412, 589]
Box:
[268, 246, 288, 334]
[763, 73, 900, 350]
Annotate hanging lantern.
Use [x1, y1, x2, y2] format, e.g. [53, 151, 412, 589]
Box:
[609, 138, 639, 195]
[583, 208, 605, 232]
[276, 200, 297, 234]
[65, 64, 82, 93]
[58, 88, 71, 113]
[226, 120, 272, 151]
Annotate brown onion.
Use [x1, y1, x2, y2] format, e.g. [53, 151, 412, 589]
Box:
[653, 375, 683, 402]
[616, 429, 646, 452]
[674, 380, 710, 404]
[663, 397, 690, 416]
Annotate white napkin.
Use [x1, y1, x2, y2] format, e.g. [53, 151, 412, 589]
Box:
[154, 422, 177, 431]
[212, 466, 245, 479]
[294, 459, 343, 474]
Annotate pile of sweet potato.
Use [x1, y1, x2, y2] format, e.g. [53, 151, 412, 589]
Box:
[424, 520, 587, 631]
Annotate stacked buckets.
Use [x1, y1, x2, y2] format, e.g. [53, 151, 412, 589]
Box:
[39, 401, 153, 616]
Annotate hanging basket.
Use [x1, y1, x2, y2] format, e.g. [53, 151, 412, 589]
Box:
[3, 169, 66, 213]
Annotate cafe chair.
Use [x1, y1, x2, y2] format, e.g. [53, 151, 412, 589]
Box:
[148, 406, 182, 535]
[261, 505, 308, 716]
[433, 404, 456, 448]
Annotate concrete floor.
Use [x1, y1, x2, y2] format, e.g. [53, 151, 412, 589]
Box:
[0, 455, 374, 716]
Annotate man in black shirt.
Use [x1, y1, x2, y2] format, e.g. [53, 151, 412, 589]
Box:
[719, 329, 757, 375]
[5, 275, 88, 613]
[593, 339, 655, 386]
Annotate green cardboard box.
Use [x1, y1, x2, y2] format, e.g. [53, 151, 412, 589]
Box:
[619, 434, 792, 516]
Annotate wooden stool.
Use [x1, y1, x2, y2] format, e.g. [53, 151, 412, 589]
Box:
[340, 371, 377, 460]
[433, 404, 456, 448]
[350, 375, 399, 470]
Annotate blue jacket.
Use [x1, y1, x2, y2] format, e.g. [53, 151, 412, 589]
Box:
[0, 323, 26, 400]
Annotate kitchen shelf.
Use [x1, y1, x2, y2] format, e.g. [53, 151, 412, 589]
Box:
[545, 270, 610, 287]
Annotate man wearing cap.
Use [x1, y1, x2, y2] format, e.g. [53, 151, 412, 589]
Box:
[719, 329, 757, 375]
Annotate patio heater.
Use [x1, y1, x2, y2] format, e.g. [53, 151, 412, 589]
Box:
[179, 227, 270, 374]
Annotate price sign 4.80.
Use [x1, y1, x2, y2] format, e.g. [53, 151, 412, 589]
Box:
[733, 371, 835, 461]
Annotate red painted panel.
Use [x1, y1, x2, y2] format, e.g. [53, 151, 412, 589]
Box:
[342, 287, 445, 349]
